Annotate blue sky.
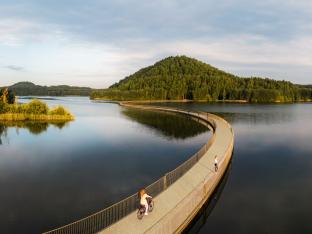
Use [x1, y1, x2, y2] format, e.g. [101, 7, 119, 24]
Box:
[0, 0, 311, 88]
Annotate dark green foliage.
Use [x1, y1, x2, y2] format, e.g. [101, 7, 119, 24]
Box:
[91, 56, 312, 103]
[2, 82, 92, 96]
[297, 88, 312, 101]
[248, 89, 279, 103]
[7, 89, 15, 104]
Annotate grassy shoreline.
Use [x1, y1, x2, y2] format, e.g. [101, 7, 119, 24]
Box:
[0, 98, 75, 122]
[0, 113, 74, 121]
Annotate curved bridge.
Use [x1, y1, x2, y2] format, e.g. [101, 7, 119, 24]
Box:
[44, 102, 234, 234]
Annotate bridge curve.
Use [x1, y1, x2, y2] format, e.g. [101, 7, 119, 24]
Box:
[44, 102, 234, 234]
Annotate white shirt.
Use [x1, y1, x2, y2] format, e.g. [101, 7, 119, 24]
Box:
[214, 157, 218, 164]
[140, 193, 152, 205]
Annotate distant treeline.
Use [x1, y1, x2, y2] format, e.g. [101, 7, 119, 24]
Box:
[91, 56, 312, 103]
[2, 82, 92, 96]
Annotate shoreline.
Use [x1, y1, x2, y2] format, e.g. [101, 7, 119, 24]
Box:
[92, 98, 312, 104]
[0, 113, 74, 122]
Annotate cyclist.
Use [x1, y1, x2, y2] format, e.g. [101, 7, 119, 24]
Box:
[214, 155, 218, 172]
[139, 188, 152, 216]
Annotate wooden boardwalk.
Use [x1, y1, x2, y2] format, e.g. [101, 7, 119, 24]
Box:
[99, 103, 234, 234]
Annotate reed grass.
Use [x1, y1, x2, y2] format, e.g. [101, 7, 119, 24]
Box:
[0, 100, 75, 122]
[0, 113, 74, 121]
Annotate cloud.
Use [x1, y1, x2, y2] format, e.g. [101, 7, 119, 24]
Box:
[0, 0, 311, 87]
[1, 0, 311, 44]
[5, 65, 24, 71]
[0, 17, 67, 48]
[0, 18, 36, 46]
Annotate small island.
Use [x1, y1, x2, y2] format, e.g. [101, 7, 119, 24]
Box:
[0, 88, 74, 121]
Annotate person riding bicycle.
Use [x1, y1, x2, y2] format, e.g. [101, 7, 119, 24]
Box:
[139, 188, 152, 216]
[214, 155, 218, 172]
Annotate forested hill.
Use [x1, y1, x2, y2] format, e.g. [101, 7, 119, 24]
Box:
[91, 56, 312, 102]
[3, 82, 92, 96]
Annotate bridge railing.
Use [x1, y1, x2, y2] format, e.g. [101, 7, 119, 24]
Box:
[43, 109, 216, 234]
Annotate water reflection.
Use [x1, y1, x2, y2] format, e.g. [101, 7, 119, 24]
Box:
[0, 98, 211, 234]
[122, 108, 209, 139]
[184, 161, 232, 234]
[0, 121, 70, 144]
[0, 124, 7, 145]
[151, 102, 312, 234]
[215, 111, 294, 125]
[149, 103, 296, 125]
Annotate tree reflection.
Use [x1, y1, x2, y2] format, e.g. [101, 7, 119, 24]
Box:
[215, 111, 294, 125]
[122, 109, 209, 139]
[0, 121, 70, 144]
[0, 124, 7, 145]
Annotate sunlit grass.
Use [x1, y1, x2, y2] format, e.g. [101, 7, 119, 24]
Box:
[0, 100, 75, 121]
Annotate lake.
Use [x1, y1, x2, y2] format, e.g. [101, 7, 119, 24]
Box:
[0, 97, 210, 234]
[1, 99, 311, 234]
[153, 102, 312, 234]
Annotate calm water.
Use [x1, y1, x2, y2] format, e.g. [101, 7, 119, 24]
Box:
[153, 102, 312, 234]
[0, 97, 210, 234]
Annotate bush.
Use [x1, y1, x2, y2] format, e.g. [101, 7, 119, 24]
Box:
[26, 100, 49, 114]
[49, 106, 70, 115]
[18, 104, 28, 113]
[0, 102, 7, 114]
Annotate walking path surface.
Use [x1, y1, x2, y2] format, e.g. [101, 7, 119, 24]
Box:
[99, 103, 234, 234]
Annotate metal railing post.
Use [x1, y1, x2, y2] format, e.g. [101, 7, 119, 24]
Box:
[164, 174, 168, 190]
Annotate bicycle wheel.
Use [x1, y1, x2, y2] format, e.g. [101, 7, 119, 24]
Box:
[148, 201, 154, 212]
[137, 209, 144, 220]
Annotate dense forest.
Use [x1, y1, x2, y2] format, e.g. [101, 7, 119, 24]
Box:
[91, 56, 312, 102]
[2, 82, 92, 96]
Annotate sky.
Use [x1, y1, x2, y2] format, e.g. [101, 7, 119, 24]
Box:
[0, 0, 312, 88]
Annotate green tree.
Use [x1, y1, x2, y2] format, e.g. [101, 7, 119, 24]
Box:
[0, 88, 15, 104]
